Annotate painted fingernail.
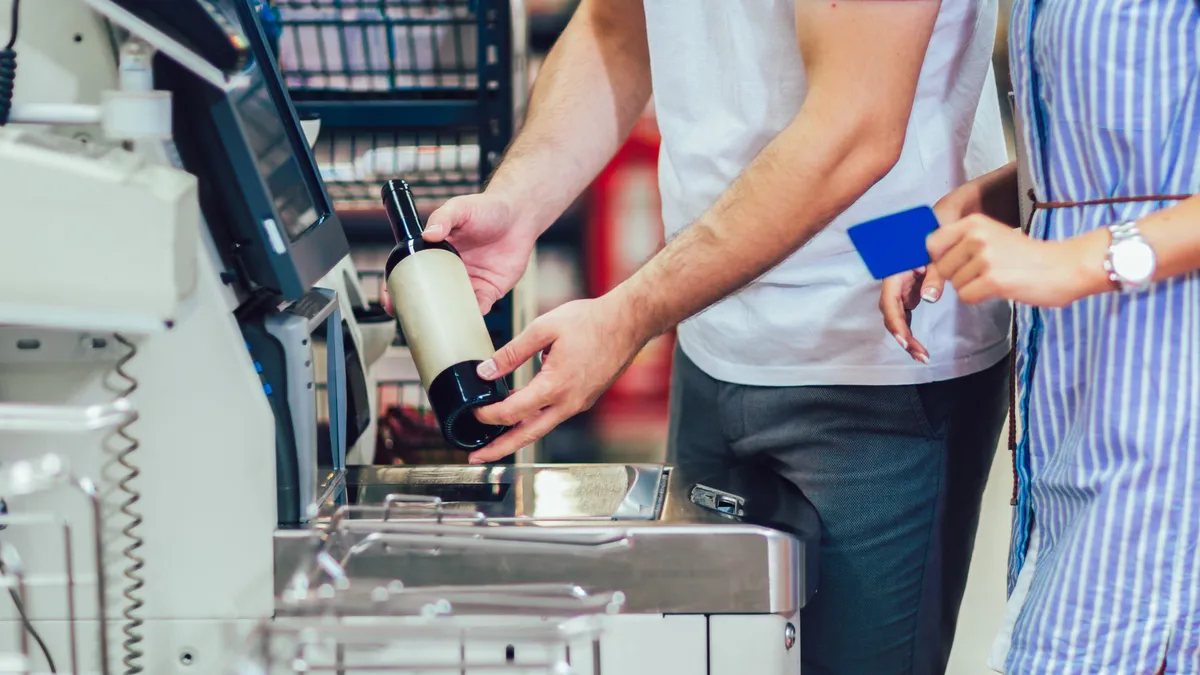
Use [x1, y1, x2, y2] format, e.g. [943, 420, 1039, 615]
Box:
[894, 334, 908, 350]
[922, 288, 941, 303]
[916, 353, 931, 365]
[477, 359, 498, 379]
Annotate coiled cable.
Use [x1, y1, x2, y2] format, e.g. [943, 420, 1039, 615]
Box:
[0, 0, 21, 125]
[111, 334, 145, 675]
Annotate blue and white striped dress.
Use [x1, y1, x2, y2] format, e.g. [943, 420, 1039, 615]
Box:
[998, 1, 1200, 673]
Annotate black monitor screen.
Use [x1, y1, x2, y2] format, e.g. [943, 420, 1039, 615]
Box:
[235, 67, 320, 239]
[149, 0, 349, 299]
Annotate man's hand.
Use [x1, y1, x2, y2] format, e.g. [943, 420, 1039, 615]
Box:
[464, 295, 650, 464]
[381, 193, 537, 315]
[928, 215, 1107, 308]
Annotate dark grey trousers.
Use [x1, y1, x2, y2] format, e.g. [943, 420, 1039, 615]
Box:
[667, 348, 1009, 675]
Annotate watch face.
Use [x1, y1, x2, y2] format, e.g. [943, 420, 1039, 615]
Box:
[1112, 239, 1156, 283]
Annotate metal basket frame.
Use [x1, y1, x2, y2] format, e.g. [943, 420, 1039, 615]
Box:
[0, 401, 130, 675]
[234, 493, 624, 674]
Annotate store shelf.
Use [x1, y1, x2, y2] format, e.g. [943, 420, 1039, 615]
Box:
[274, 0, 479, 97]
[293, 99, 478, 128]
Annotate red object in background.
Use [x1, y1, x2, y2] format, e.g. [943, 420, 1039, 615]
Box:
[586, 115, 675, 429]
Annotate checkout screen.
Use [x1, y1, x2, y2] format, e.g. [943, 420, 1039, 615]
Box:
[234, 66, 321, 240]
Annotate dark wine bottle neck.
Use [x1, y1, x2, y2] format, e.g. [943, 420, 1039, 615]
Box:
[381, 179, 424, 243]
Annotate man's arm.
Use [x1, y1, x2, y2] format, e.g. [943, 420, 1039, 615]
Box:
[465, 0, 946, 463]
[389, 0, 652, 313]
[487, 0, 652, 232]
[609, 0, 942, 341]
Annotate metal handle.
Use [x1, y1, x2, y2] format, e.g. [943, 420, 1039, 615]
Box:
[324, 497, 486, 532]
[265, 614, 606, 643]
[335, 521, 630, 547]
[0, 399, 136, 433]
[285, 528, 630, 594]
[281, 582, 625, 618]
[342, 530, 630, 560]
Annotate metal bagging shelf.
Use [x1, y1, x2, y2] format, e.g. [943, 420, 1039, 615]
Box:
[234, 494, 626, 673]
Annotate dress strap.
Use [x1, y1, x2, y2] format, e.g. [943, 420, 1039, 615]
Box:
[1022, 188, 1193, 232]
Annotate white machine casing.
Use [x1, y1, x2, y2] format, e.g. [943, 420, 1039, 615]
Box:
[0, 3, 277, 672]
[0, 129, 199, 333]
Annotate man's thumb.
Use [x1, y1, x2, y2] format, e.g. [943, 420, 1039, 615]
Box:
[423, 197, 472, 242]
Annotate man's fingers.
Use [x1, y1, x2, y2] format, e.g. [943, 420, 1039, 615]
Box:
[473, 371, 557, 427]
[474, 287, 497, 316]
[920, 263, 946, 303]
[478, 321, 555, 381]
[381, 286, 395, 317]
[468, 407, 564, 464]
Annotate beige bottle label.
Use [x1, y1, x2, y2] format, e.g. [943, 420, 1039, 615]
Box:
[387, 248, 496, 389]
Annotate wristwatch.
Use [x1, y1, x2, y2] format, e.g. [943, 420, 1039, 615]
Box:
[1103, 220, 1157, 292]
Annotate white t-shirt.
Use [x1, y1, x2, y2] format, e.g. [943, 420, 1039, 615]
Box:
[642, 0, 1012, 386]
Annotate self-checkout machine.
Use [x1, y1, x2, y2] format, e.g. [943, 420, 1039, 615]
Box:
[0, 1, 822, 672]
[0, 0, 374, 671]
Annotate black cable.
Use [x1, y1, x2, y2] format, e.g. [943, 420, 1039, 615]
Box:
[4, 0, 17, 50]
[0, 0, 19, 125]
[0, 560, 57, 673]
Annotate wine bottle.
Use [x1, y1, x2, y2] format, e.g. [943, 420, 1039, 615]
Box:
[381, 179, 511, 450]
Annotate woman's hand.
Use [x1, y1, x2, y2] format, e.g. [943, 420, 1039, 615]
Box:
[879, 185, 975, 363]
[879, 265, 941, 363]
[927, 214, 1109, 307]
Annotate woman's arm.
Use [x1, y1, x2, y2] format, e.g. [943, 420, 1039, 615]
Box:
[946, 161, 1022, 229]
[1070, 194, 1200, 297]
[927, 193, 1200, 308]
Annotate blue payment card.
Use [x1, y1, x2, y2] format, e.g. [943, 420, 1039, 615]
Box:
[847, 206, 940, 280]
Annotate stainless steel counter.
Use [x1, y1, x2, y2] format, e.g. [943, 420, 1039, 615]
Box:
[275, 463, 820, 617]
